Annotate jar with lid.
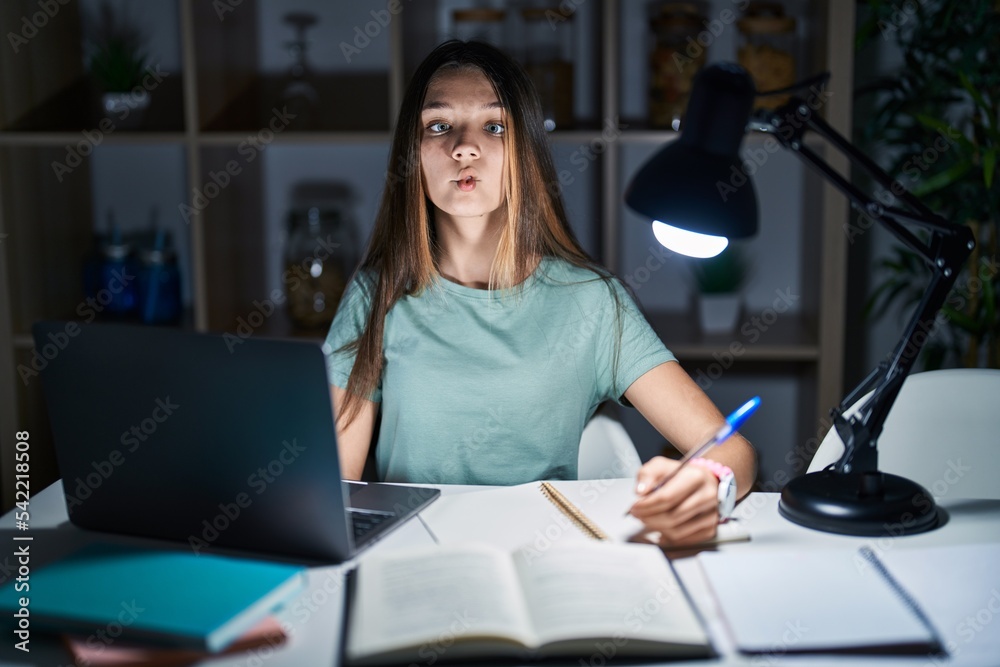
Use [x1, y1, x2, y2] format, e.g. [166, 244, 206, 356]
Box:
[649, 3, 707, 130]
[521, 6, 575, 131]
[737, 2, 797, 110]
[450, 8, 507, 48]
[283, 183, 357, 330]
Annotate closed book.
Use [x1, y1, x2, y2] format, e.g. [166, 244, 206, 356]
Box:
[62, 616, 287, 666]
[0, 543, 304, 653]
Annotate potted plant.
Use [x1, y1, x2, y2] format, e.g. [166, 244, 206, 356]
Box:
[691, 244, 750, 335]
[86, 1, 150, 122]
[857, 0, 999, 369]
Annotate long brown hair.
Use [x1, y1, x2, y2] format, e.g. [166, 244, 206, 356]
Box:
[338, 40, 619, 426]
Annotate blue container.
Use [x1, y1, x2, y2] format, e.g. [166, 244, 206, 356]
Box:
[85, 236, 139, 317]
[137, 245, 181, 324]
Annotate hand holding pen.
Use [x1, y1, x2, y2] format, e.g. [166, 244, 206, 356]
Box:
[626, 396, 760, 517]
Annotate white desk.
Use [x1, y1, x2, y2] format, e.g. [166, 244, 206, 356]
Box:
[1, 481, 998, 666]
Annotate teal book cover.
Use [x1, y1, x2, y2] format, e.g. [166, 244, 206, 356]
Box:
[0, 543, 305, 652]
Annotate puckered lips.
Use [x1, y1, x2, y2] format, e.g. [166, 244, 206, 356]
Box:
[454, 168, 479, 192]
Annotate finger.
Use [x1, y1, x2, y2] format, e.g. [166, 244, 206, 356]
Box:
[634, 456, 680, 495]
[630, 466, 711, 517]
[656, 509, 719, 547]
[640, 483, 718, 530]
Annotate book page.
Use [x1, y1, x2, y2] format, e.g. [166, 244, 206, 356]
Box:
[512, 542, 708, 649]
[346, 543, 537, 661]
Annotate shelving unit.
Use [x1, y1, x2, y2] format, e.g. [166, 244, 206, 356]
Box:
[0, 0, 853, 509]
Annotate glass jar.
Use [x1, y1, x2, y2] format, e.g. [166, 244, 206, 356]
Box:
[450, 8, 507, 48]
[649, 3, 706, 130]
[521, 7, 575, 131]
[283, 185, 357, 330]
[737, 2, 797, 110]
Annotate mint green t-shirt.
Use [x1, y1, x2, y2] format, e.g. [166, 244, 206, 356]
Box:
[324, 257, 675, 485]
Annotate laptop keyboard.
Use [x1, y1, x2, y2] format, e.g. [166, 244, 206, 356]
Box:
[348, 508, 395, 542]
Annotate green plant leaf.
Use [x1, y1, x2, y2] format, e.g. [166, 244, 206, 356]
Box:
[984, 149, 997, 189]
[911, 161, 972, 198]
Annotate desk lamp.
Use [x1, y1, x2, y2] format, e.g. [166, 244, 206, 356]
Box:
[624, 63, 975, 536]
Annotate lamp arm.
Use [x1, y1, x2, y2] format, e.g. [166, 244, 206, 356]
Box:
[754, 99, 975, 475]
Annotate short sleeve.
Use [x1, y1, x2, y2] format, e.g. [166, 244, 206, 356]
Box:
[595, 280, 676, 405]
[323, 272, 382, 402]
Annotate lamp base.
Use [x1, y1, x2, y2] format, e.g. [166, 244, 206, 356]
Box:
[778, 470, 939, 536]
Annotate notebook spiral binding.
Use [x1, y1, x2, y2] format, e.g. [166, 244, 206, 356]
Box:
[539, 482, 609, 541]
[858, 546, 945, 654]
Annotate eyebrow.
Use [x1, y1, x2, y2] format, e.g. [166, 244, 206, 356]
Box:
[421, 100, 505, 112]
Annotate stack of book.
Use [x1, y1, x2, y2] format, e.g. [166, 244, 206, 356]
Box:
[0, 543, 305, 666]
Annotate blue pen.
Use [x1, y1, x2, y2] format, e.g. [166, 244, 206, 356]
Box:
[626, 396, 761, 515]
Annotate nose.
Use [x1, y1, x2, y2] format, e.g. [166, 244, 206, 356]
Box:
[451, 127, 480, 160]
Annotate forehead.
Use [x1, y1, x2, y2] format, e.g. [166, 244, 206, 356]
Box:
[422, 68, 502, 111]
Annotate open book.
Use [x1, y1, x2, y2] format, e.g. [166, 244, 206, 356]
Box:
[344, 541, 712, 665]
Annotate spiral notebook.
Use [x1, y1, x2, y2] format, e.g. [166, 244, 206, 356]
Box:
[699, 546, 945, 655]
[419, 478, 749, 550]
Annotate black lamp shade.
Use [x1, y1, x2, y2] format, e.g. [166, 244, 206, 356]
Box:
[624, 63, 760, 240]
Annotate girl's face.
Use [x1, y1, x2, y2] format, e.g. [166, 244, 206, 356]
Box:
[420, 68, 506, 223]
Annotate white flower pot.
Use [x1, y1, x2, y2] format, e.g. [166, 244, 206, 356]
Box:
[699, 293, 742, 335]
[101, 90, 150, 126]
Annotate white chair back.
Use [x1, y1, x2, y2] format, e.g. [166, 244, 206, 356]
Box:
[807, 369, 1000, 499]
[578, 414, 643, 479]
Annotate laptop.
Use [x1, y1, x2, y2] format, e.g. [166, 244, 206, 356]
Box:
[32, 321, 439, 563]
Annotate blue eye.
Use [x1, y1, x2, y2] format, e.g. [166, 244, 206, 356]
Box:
[428, 122, 451, 133]
[485, 122, 505, 136]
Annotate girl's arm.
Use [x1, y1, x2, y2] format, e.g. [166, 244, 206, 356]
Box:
[623, 360, 758, 545]
[331, 385, 378, 480]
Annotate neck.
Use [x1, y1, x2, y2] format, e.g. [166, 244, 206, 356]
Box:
[434, 208, 505, 289]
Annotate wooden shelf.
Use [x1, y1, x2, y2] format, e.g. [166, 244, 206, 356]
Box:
[202, 74, 391, 133]
[647, 312, 819, 362]
[2, 76, 186, 134]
